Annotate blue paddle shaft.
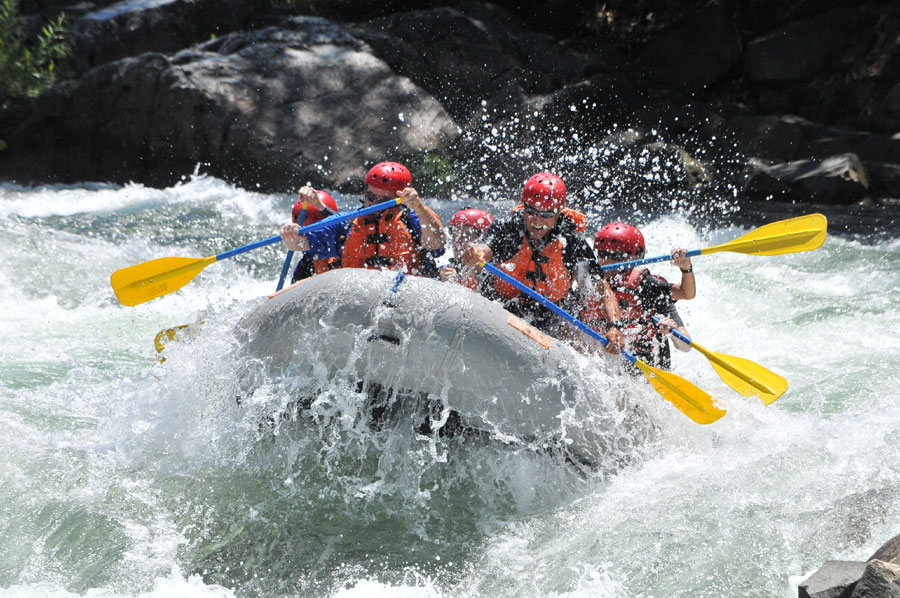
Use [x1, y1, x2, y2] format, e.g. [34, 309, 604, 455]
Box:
[275, 205, 308, 291]
[651, 314, 692, 345]
[276, 250, 295, 292]
[482, 262, 637, 365]
[215, 199, 399, 262]
[601, 248, 702, 272]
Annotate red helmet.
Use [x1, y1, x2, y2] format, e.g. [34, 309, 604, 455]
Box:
[594, 222, 645, 256]
[365, 161, 412, 195]
[521, 172, 566, 211]
[449, 208, 494, 232]
[292, 190, 338, 225]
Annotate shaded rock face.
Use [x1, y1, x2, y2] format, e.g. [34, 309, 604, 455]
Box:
[68, 0, 267, 75]
[0, 17, 458, 191]
[3, 0, 900, 214]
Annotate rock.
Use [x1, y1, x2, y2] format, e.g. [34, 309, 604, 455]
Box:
[68, 0, 266, 75]
[743, 153, 869, 205]
[849, 560, 900, 598]
[744, 7, 864, 83]
[798, 560, 867, 598]
[724, 114, 804, 163]
[354, 3, 624, 123]
[869, 535, 900, 565]
[633, 1, 742, 91]
[0, 16, 458, 191]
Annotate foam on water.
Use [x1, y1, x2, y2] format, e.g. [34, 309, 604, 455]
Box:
[1, 177, 899, 597]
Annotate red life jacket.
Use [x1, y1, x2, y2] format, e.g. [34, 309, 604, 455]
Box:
[492, 207, 587, 302]
[457, 267, 479, 291]
[341, 207, 421, 274]
[608, 268, 666, 346]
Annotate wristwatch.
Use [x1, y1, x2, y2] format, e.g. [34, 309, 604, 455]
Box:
[680, 265, 693, 273]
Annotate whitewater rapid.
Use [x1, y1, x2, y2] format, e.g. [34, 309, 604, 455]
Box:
[1, 176, 898, 598]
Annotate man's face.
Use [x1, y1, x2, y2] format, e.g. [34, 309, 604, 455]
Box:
[363, 185, 394, 205]
[522, 203, 559, 240]
[596, 250, 638, 278]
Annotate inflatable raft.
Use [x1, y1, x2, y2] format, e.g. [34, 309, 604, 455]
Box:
[234, 268, 651, 463]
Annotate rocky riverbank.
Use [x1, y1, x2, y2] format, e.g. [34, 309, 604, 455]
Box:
[2, 0, 899, 227]
[799, 534, 900, 598]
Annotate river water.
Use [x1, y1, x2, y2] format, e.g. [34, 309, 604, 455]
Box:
[1, 175, 898, 598]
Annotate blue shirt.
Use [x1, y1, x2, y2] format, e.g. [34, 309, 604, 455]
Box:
[305, 208, 441, 260]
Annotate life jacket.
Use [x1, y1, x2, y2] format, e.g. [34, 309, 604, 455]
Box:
[313, 257, 339, 275]
[492, 207, 587, 302]
[447, 259, 480, 291]
[611, 268, 672, 352]
[341, 206, 421, 274]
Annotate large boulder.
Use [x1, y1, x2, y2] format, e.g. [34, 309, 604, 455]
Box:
[633, 1, 742, 91]
[354, 3, 624, 123]
[849, 560, 900, 598]
[68, 0, 267, 74]
[743, 153, 869, 205]
[744, 7, 864, 84]
[0, 16, 458, 191]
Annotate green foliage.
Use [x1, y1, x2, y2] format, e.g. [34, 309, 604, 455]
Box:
[406, 151, 457, 198]
[0, 138, 6, 151]
[0, 0, 70, 99]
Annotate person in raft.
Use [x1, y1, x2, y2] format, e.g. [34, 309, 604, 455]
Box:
[459, 171, 623, 351]
[279, 161, 445, 278]
[287, 187, 340, 283]
[439, 207, 494, 290]
[580, 222, 696, 369]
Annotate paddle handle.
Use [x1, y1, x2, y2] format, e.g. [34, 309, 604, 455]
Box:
[215, 198, 400, 262]
[276, 250, 295, 291]
[481, 262, 637, 365]
[651, 315, 692, 345]
[275, 203, 308, 291]
[600, 249, 702, 272]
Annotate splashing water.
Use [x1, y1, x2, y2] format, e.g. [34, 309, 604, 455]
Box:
[1, 174, 898, 598]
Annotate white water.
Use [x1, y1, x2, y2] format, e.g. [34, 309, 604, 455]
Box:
[1, 176, 898, 598]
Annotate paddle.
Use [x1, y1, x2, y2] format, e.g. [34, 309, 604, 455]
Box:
[601, 213, 828, 272]
[479, 261, 726, 425]
[111, 198, 402, 306]
[275, 202, 307, 292]
[651, 316, 787, 405]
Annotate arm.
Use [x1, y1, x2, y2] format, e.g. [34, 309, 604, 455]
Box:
[279, 216, 346, 258]
[596, 277, 624, 354]
[657, 306, 691, 352]
[670, 248, 695, 300]
[400, 187, 444, 251]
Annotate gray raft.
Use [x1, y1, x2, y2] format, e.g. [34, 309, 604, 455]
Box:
[235, 268, 651, 463]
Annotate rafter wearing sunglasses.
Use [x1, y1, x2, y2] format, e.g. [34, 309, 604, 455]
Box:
[523, 204, 559, 219]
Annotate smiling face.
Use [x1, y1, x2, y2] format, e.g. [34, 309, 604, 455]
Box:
[522, 205, 559, 240]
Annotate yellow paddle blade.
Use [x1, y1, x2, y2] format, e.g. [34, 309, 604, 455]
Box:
[690, 343, 788, 405]
[111, 255, 218, 306]
[154, 321, 205, 363]
[634, 359, 726, 424]
[702, 213, 827, 257]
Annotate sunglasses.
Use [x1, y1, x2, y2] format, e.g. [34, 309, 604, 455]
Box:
[361, 190, 384, 204]
[523, 204, 558, 219]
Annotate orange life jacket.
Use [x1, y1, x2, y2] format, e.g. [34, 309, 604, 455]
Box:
[341, 207, 421, 274]
[492, 208, 587, 302]
[313, 257, 339, 275]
